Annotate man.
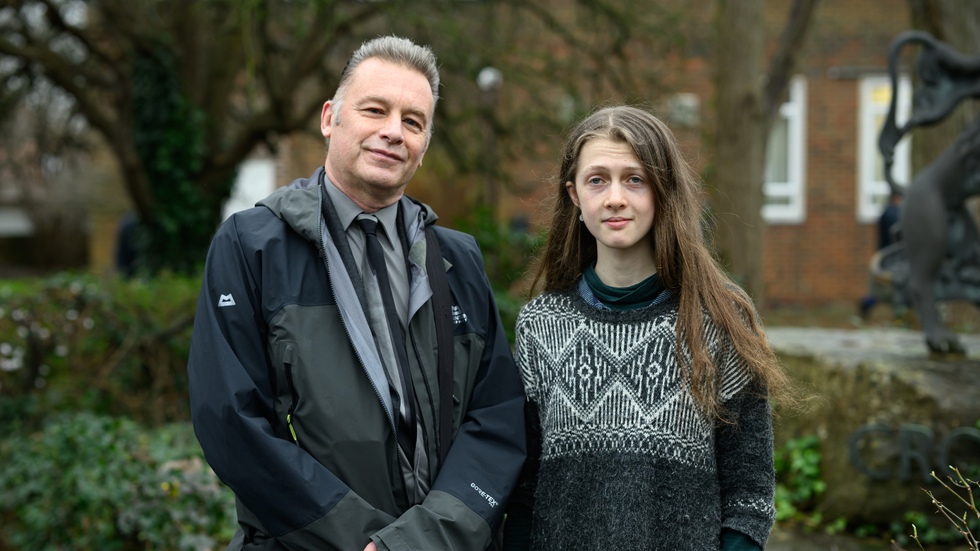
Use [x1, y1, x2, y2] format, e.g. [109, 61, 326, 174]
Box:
[188, 36, 525, 551]
[860, 192, 903, 318]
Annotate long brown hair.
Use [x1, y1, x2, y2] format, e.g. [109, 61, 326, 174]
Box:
[529, 105, 788, 419]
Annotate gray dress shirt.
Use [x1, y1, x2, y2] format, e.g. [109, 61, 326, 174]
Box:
[322, 178, 430, 504]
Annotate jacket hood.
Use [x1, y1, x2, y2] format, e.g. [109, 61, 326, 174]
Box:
[256, 166, 439, 243]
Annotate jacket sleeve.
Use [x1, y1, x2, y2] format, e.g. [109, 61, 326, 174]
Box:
[370, 239, 527, 551]
[715, 348, 777, 550]
[189, 215, 396, 551]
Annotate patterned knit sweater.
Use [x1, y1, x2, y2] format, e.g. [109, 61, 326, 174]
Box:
[509, 286, 776, 551]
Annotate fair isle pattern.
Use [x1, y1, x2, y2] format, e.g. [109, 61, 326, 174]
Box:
[516, 289, 752, 470]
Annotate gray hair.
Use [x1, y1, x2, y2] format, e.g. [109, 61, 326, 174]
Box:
[331, 36, 440, 136]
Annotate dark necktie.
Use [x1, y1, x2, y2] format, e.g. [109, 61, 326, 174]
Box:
[356, 217, 418, 461]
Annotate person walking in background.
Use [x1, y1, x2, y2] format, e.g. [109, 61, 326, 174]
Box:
[188, 36, 525, 551]
[860, 192, 903, 318]
[503, 106, 790, 550]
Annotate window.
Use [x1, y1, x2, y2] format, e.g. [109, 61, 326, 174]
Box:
[762, 75, 807, 224]
[0, 207, 34, 237]
[222, 158, 277, 221]
[857, 74, 911, 223]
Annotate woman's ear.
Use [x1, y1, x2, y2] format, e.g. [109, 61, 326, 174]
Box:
[565, 181, 579, 208]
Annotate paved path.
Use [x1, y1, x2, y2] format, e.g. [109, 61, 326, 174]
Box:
[767, 326, 980, 368]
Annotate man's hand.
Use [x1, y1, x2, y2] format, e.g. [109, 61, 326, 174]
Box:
[364, 543, 378, 551]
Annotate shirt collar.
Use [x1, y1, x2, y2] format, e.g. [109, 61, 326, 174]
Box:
[323, 174, 401, 239]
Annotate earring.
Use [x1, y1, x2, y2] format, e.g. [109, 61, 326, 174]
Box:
[579, 212, 584, 222]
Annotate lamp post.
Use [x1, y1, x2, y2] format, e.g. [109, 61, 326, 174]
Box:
[477, 66, 503, 218]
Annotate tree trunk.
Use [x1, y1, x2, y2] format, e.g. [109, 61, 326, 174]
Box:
[713, 0, 768, 301]
[713, 0, 820, 303]
[909, 0, 980, 178]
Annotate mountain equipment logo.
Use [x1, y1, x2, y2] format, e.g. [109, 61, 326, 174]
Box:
[452, 305, 468, 326]
[218, 294, 236, 307]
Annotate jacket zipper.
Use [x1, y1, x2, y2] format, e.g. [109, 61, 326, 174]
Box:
[283, 357, 301, 447]
[317, 200, 411, 507]
[409, 324, 441, 471]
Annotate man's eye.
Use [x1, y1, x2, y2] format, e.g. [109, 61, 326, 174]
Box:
[404, 118, 421, 128]
[366, 108, 383, 115]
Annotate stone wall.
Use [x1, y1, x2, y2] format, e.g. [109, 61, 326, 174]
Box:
[769, 327, 980, 523]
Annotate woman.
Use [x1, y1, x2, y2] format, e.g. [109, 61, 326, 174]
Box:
[503, 106, 790, 550]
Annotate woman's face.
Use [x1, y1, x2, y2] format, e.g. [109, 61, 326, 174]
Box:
[567, 137, 656, 262]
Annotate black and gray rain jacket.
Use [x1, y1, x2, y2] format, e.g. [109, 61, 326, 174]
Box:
[188, 167, 526, 551]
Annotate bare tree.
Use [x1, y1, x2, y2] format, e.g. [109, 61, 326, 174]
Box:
[712, 0, 820, 301]
[0, 68, 90, 270]
[0, 0, 683, 270]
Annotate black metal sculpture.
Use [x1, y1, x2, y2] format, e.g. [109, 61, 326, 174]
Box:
[876, 31, 980, 355]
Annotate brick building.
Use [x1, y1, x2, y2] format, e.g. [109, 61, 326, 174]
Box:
[637, 0, 918, 305]
[756, 0, 915, 305]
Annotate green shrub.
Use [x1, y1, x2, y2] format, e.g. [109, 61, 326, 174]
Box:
[131, 47, 234, 274]
[456, 206, 542, 344]
[774, 435, 845, 533]
[889, 508, 980, 547]
[0, 412, 236, 550]
[0, 272, 200, 430]
[774, 434, 825, 520]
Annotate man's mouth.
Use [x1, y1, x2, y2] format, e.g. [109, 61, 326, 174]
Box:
[368, 148, 403, 162]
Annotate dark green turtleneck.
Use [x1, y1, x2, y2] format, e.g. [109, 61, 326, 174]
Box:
[583, 263, 664, 310]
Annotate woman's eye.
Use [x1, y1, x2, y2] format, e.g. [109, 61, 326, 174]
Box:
[588, 177, 603, 185]
[628, 176, 644, 184]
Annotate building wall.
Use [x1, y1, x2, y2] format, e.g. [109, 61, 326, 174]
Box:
[763, 0, 912, 304]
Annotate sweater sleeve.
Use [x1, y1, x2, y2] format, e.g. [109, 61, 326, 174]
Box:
[502, 400, 541, 551]
[502, 308, 543, 551]
[715, 364, 777, 549]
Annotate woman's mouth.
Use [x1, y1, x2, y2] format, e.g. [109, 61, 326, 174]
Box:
[603, 217, 631, 229]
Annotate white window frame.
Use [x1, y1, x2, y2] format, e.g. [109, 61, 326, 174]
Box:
[762, 75, 807, 224]
[857, 74, 911, 223]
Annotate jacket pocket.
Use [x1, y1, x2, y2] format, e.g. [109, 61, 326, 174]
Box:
[282, 344, 301, 447]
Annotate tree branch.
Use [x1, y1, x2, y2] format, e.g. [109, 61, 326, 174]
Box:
[764, 0, 820, 123]
[909, 0, 946, 41]
[273, 4, 382, 106]
[0, 36, 115, 135]
[37, 0, 121, 68]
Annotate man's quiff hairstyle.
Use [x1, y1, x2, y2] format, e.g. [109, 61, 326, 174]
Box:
[331, 35, 440, 134]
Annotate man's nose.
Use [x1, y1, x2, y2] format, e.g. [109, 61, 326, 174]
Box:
[379, 114, 404, 144]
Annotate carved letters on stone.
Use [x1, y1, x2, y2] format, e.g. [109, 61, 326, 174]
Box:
[848, 423, 980, 482]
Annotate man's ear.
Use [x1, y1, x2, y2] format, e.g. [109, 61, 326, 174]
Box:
[321, 101, 335, 138]
[566, 181, 579, 208]
[418, 134, 432, 168]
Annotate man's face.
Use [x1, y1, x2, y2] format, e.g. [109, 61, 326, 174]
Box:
[321, 58, 434, 210]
